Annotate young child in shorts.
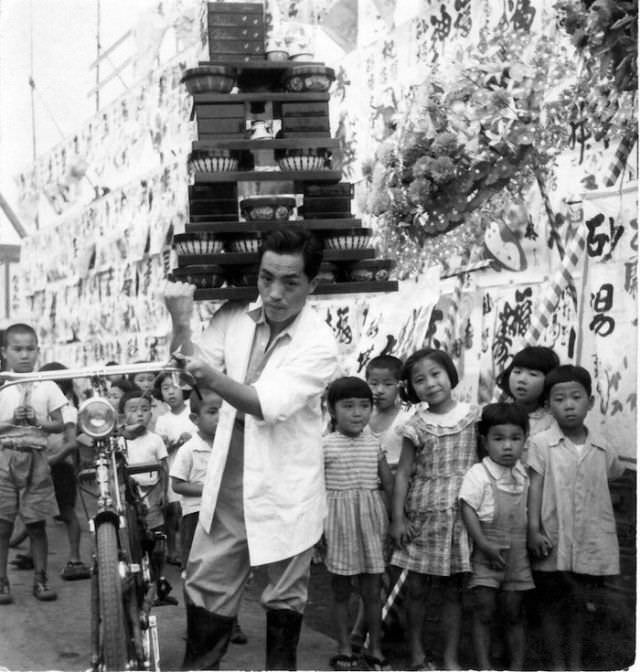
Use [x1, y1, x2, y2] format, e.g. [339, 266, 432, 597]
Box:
[170, 388, 247, 644]
[459, 403, 533, 669]
[155, 373, 195, 566]
[120, 389, 176, 605]
[527, 365, 624, 670]
[0, 324, 68, 604]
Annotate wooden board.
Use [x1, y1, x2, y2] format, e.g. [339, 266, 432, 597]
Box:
[177, 247, 376, 266]
[186, 217, 360, 233]
[193, 280, 399, 301]
[193, 170, 342, 183]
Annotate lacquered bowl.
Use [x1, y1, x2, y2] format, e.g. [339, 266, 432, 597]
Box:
[283, 65, 335, 92]
[188, 149, 239, 173]
[171, 265, 225, 289]
[173, 233, 225, 256]
[324, 228, 373, 250]
[239, 196, 296, 221]
[229, 234, 262, 253]
[181, 66, 237, 94]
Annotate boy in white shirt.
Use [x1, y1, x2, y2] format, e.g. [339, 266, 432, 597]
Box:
[0, 323, 68, 604]
[170, 387, 247, 645]
[120, 389, 176, 606]
[459, 402, 533, 670]
[155, 373, 195, 566]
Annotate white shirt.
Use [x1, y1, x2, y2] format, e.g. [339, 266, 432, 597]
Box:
[169, 434, 212, 516]
[155, 405, 196, 502]
[459, 457, 528, 522]
[195, 297, 339, 565]
[126, 431, 168, 487]
[371, 406, 414, 468]
[0, 380, 67, 448]
[154, 404, 196, 444]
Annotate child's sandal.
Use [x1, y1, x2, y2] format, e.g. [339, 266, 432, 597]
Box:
[363, 653, 392, 671]
[330, 654, 357, 671]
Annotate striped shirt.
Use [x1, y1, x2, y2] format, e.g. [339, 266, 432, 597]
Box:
[323, 427, 382, 491]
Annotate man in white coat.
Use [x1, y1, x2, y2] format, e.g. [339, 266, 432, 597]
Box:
[164, 226, 339, 670]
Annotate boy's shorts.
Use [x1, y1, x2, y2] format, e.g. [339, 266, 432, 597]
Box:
[139, 483, 165, 530]
[0, 448, 59, 524]
[51, 461, 78, 509]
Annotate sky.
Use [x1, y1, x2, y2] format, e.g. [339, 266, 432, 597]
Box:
[0, 0, 157, 209]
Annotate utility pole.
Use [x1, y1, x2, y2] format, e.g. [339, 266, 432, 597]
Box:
[95, 0, 101, 112]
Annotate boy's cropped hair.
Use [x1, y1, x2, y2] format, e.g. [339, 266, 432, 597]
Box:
[497, 346, 560, 397]
[326, 376, 373, 409]
[119, 388, 150, 415]
[365, 355, 403, 380]
[544, 364, 592, 398]
[111, 379, 136, 396]
[2, 323, 38, 347]
[478, 402, 529, 437]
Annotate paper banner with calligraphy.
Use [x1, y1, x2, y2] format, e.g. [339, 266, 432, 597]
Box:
[345, 266, 441, 375]
[578, 185, 637, 465]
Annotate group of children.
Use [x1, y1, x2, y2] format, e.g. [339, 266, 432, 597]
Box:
[0, 322, 626, 671]
[322, 347, 624, 671]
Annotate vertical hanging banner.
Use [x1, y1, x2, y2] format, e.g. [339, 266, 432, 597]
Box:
[345, 266, 441, 374]
[579, 184, 637, 465]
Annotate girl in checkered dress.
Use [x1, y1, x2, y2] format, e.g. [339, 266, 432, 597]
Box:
[390, 349, 479, 670]
[323, 377, 394, 671]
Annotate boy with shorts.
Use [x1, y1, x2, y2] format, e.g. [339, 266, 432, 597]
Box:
[527, 365, 624, 670]
[0, 323, 68, 603]
[120, 389, 176, 605]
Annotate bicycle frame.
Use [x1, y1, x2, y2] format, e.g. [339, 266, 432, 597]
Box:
[1, 362, 185, 671]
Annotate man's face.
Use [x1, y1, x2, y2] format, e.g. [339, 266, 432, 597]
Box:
[257, 251, 317, 328]
[2, 332, 39, 372]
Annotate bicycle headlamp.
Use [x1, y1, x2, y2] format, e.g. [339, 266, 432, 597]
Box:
[78, 397, 117, 439]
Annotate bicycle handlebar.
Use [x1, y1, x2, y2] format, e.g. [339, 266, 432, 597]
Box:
[0, 361, 185, 389]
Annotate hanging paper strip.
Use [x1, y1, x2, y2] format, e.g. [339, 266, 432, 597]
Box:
[523, 223, 587, 346]
[604, 131, 638, 188]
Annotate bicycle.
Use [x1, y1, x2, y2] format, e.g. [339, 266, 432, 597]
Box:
[0, 361, 190, 671]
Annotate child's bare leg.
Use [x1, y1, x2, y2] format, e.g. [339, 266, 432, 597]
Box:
[500, 590, 525, 670]
[406, 571, 429, 666]
[0, 519, 14, 579]
[165, 503, 180, 561]
[471, 587, 495, 670]
[441, 578, 463, 670]
[359, 573, 384, 660]
[9, 516, 27, 548]
[59, 503, 82, 563]
[567, 584, 586, 671]
[26, 521, 47, 573]
[351, 597, 366, 644]
[539, 596, 565, 670]
[331, 574, 353, 657]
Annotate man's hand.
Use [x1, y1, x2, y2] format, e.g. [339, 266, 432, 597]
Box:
[162, 280, 195, 328]
[172, 352, 218, 390]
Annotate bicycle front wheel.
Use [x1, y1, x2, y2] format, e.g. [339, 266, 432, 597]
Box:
[96, 521, 129, 670]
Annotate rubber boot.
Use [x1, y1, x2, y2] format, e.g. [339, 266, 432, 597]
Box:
[265, 608, 303, 670]
[183, 599, 234, 670]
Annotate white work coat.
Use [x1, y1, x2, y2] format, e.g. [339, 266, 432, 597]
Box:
[195, 298, 339, 565]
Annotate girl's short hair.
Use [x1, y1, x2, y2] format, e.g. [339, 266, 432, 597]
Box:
[497, 346, 560, 397]
[326, 376, 373, 411]
[544, 364, 592, 398]
[478, 402, 529, 436]
[399, 348, 459, 404]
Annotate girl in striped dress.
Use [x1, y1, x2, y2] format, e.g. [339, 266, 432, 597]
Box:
[323, 377, 394, 671]
[390, 349, 479, 670]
